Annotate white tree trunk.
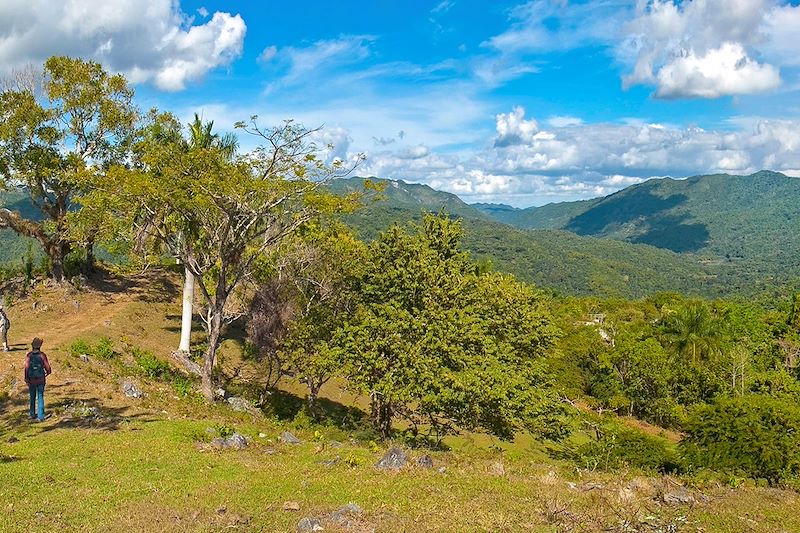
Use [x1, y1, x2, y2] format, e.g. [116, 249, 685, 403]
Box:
[178, 265, 194, 353]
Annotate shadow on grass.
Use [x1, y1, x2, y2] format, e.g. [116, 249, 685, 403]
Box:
[1, 395, 158, 435]
[261, 389, 368, 433]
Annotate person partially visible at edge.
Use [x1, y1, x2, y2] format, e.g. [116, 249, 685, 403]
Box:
[0, 306, 10, 351]
[25, 337, 52, 422]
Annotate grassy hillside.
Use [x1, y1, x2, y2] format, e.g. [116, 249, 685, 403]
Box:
[2, 273, 800, 532]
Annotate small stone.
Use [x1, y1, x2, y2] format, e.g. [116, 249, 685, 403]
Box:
[216, 506, 227, 515]
[297, 517, 323, 532]
[281, 431, 301, 444]
[210, 433, 247, 450]
[488, 461, 505, 476]
[258, 432, 267, 438]
[662, 488, 696, 505]
[103, 320, 112, 327]
[122, 380, 144, 399]
[263, 447, 278, 455]
[437, 466, 447, 474]
[416, 454, 433, 468]
[214, 388, 227, 399]
[79, 354, 90, 363]
[283, 501, 301, 511]
[375, 447, 408, 470]
[579, 482, 605, 492]
[331, 502, 362, 525]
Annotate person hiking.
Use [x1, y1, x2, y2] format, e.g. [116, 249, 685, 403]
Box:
[24, 337, 52, 422]
[0, 306, 9, 351]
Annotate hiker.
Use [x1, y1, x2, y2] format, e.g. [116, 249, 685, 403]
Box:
[24, 337, 52, 422]
[0, 306, 9, 351]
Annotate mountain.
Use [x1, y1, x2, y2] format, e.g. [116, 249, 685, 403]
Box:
[334, 177, 717, 298]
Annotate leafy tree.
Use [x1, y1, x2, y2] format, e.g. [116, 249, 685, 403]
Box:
[100, 116, 359, 400]
[332, 214, 568, 440]
[661, 301, 724, 364]
[681, 395, 800, 484]
[0, 56, 137, 281]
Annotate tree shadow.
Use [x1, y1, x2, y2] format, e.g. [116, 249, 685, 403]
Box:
[1, 395, 158, 434]
[261, 389, 367, 431]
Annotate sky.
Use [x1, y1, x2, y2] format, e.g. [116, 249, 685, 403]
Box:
[1, 0, 799, 206]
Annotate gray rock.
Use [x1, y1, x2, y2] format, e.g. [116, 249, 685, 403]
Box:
[281, 431, 301, 444]
[63, 401, 100, 419]
[79, 354, 90, 363]
[375, 447, 408, 470]
[297, 517, 323, 532]
[211, 433, 248, 450]
[122, 380, 144, 399]
[320, 456, 341, 467]
[662, 488, 696, 505]
[215, 387, 227, 399]
[227, 396, 257, 414]
[416, 454, 433, 468]
[331, 503, 362, 527]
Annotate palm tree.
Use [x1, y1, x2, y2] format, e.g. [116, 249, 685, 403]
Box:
[661, 301, 723, 364]
[177, 114, 238, 354]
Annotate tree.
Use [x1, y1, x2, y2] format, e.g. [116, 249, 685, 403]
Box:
[0, 56, 137, 281]
[661, 301, 724, 364]
[331, 214, 568, 440]
[177, 114, 238, 354]
[248, 223, 366, 411]
[103, 116, 359, 400]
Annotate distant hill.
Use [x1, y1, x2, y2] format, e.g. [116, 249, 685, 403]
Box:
[333, 177, 717, 298]
[0, 186, 42, 266]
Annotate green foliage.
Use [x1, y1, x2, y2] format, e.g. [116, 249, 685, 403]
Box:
[575, 424, 676, 472]
[331, 214, 571, 440]
[69, 337, 116, 360]
[681, 395, 800, 484]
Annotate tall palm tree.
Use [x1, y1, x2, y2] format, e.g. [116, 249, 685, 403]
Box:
[177, 114, 238, 354]
[661, 301, 723, 364]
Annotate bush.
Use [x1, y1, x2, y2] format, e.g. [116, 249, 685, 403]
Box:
[680, 395, 800, 484]
[127, 345, 198, 398]
[576, 425, 676, 472]
[68, 337, 116, 360]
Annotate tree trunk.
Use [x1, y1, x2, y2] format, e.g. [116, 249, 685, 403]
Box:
[178, 265, 194, 353]
[200, 305, 224, 402]
[49, 241, 68, 283]
[370, 393, 393, 439]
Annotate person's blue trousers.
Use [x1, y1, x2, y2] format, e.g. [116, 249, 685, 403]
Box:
[28, 383, 45, 421]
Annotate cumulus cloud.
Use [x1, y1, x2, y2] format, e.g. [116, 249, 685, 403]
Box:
[350, 105, 800, 205]
[0, 0, 245, 91]
[620, 0, 797, 98]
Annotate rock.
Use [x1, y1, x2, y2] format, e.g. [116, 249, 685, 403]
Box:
[215, 388, 227, 399]
[320, 456, 340, 467]
[566, 482, 577, 490]
[258, 432, 267, 438]
[263, 447, 278, 455]
[662, 488, 696, 505]
[331, 503, 362, 525]
[227, 396, 258, 414]
[63, 401, 100, 419]
[103, 320, 112, 327]
[216, 506, 227, 515]
[122, 380, 143, 399]
[375, 447, 408, 470]
[281, 431, 301, 444]
[416, 454, 433, 468]
[79, 354, 90, 363]
[211, 433, 248, 450]
[437, 466, 447, 474]
[488, 461, 505, 476]
[297, 517, 323, 532]
[579, 482, 605, 492]
[283, 501, 301, 511]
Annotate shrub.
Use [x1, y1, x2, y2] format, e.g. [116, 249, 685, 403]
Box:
[576, 425, 676, 472]
[680, 395, 800, 485]
[68, 337, 116, 359]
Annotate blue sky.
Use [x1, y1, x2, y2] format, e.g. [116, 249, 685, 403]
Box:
[1, 0, 799, 205]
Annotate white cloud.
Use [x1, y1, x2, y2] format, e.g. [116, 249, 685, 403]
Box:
[547, 116, 583, 128]
[620, 0, 798, 98]
[258, 46, 278, 64]
[495, 106, 539, 146]
[0, 0, 245, 91]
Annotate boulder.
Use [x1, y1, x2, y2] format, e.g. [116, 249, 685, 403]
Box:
[416, 454, 434, 468]
[122, 380, 143, 399]
[211, 433, 248, 450]
[375, 447, 408, 470]
[297, 517, 323, 532]
[281, 431, 301, 444]
[331, 502, 362, 526]
[227, 396, 258, 414]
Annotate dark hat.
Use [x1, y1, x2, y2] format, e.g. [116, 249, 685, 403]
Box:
[31, 337, 43, 349]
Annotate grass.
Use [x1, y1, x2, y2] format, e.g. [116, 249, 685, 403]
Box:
[2, 270, 800, 531]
